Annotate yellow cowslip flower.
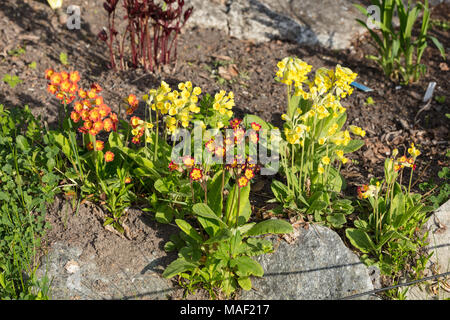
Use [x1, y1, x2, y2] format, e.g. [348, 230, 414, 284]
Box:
[193, 87, 201, 95]
[275, 57, 312, 88]
[181, 121, 189, 128]
[328, 123, 338, 136]
[281, 114, 288, 121]
[146, 122, 153, 129]
[169, 107, 178, 116]
[217, 121, 224, 129]
[226, 110, 233, 118]
[181, 90, 190, 100]
[178, 82, 185, 90]
[335, 150, 344, 158]
[392, 148, 399, 158]
[408, 143, 421, 158]
[131, 128, 139, 136]
[349, 125, 366, 137]
[318, 164, 325, 174]
[145, 136, 153, 143]
[322, 156, 330, 165]
[341, 157, 349, 164]
[318, 137, 326, 145]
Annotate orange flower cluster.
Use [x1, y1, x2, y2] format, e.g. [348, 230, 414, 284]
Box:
[45, 69, 80, 104]
[126, 94, 139, 115]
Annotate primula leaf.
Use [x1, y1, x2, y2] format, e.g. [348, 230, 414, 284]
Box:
[15, 135, 30, 151]
[342, 139, 365, 153]
[246, 219, 293, 236]
[326, 213, 347, 228]
[345, 228, 376, 253]
[231, 256, 264, 277]
[207, 170, 229, 216]
[237, 276, 252, 291]
[155, 205, 174, 224]
[162, 257, 198, 279]
[175, 219, 203, 243]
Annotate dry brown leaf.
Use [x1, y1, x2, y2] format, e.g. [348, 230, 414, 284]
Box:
[218, 64, 239, 80]
[439, 62, 449, 71]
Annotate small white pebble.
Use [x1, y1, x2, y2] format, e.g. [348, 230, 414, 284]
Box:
[64, 260, 80, 274]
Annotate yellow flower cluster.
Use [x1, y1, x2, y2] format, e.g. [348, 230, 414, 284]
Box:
[275, 57, 312, 88]
[408, 143, 421, 158]
[212, 90, 235, 129]
[334, 65, 358, 99]
[144, 81, 202, 134]
[349, 125, 366, 137]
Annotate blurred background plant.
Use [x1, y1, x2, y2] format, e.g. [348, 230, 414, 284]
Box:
[99, 0, 193, 72]
[355, 0, 446, 84]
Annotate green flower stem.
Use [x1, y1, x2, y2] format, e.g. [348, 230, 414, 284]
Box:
[154, 111, 159, 162]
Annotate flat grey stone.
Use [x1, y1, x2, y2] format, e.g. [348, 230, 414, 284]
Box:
[240, 225, 377, 300]
[36, 242, 175, 300]
[406, 200, 450, 300]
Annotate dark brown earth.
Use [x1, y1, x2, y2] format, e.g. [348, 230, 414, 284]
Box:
[0, 0, 448, 299]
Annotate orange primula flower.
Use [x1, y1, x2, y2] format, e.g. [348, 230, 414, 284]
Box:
[89, 108, 100, 121]
[87, 89, 97, 99]
[130, 116, 142, 128]
[78, 89, 87, 98]
[92, 121, 104, 132]
[95, 96, 104, 106]
[244, 168, 255, 180]
[74, 101, 84, 113]
[60, 80, 71, 92]
[45, 68, 54, 80]
[104, 151, 114, 162]
[83, 119, 93, 130]
[237, 176, 249, 188]
[70, 111, 81, 123]
[89, 128, 99, 136]
[190, 168, 203, 181]
[50, 73, 62, 85]
[168, 161, 180, 172]
[60, 71, 69, 81]
[127, 94, 138, 107]
[80, 109, 90, 121]
[91, 83, 102, 92]
[98, 106, 110, 119]
[47, 84, 57, 94]
[251, 122, 262, 131]
[95, 140, 104, 151]
[69, 71, 80, 83]
[103, 118, 113, 132]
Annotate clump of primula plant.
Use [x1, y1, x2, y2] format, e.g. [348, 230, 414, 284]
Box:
[45, 69, 135, 233]
[100, 0, 193, 72]
[271, 57, 364, 228]
[347, 143, 433, 297]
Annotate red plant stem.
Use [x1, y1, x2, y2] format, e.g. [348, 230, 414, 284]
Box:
[145, 20, 153, 72]
[129, 19, 137, 67]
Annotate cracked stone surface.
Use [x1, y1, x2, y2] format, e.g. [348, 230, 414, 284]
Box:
[186, 0, 367, 49]
[406, 200, 450, 300]
[36, 242, 175, 300]
[240, 225, 378, 300]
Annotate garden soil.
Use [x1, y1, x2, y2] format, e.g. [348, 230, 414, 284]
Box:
[0, 0, 448, 299]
